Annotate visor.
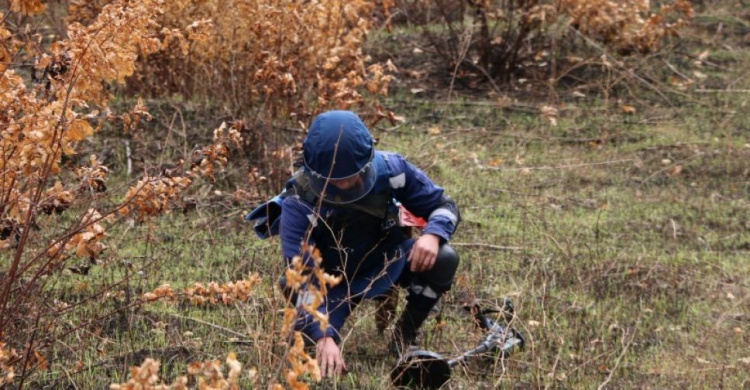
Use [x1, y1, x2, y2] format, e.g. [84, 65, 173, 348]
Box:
[305, 162, 378, 204]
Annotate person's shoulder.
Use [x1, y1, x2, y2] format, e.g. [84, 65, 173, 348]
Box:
[377, 150, 405, 160]
[281, 192, 314, 212]
[377, 151, 410, 172]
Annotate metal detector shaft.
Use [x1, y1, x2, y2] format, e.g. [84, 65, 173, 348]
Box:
[447, 323, 525, 367]
[446, 341, 493, 367]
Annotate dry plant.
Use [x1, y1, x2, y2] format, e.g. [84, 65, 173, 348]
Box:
[141, 274, 262, 306]
[67, 0, 396, 122]
[395, 0, 693, 82]
[109, 352, 266, 389]
[118, 175, 193, 222]
[1, 0, 167, 349]
[108, 353, 245, 390]
[0, 342, 19, 386]
[0, 1, 249, 385]
[2, 1, 388, 386]
[559, 0, 694, 55]
[190, 121, 244, 183]
[67, 0, 397, 204]
[277, 246, 342, 389]
[115, 247, 340, 389]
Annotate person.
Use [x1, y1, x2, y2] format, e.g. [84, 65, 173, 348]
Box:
[260, 110, 460, 378]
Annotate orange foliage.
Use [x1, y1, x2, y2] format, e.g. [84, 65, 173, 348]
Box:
[1, 0, 166, 248]
[278, 246, 341, 388]
[0, 342, 19, 386]
[109, 358, 187, 390]
[560, 0, 694, 54]
[118, 175, 192, 222]
[141, 274, 262, 306]
[67, 0, 395, 120]
[9, 0, 45, 16]
[60, 209, 107, 260]
[191, 121, 244, 183]
[285, 333, 321, 390]
[110, 353, 245, 390]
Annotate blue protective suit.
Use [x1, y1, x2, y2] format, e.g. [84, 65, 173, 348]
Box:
[278, 151, 459, 342]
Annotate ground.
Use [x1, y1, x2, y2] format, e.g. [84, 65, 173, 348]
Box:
[9, 2, 750, 389]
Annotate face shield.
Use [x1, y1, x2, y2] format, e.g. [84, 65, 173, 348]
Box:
[302, 111, 378, 204]
[305, 162, 378, 205]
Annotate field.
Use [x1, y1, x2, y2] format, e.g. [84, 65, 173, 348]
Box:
[1, 1, 749, 389]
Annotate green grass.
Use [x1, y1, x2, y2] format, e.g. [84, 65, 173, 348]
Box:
[11, 91, 747, 388]
[25, 87, 745, 388]
[3, 4, 749, 390]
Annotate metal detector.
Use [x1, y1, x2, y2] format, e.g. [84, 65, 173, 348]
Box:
[391, 303, 525, 389]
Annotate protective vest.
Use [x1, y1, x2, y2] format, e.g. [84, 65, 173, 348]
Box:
[246, 166, 411, 240]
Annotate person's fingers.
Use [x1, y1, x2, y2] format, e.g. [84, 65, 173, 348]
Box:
[421, 257, 431, 271]
[319, 356, 327, 378]
[415, 249, 429, 272]
[425, 254, 436, 271]
[419, 253, 428, 271]
[335, 355, 347, 375]
[328, 354, 337, 377]
[412, 252, 423, 272]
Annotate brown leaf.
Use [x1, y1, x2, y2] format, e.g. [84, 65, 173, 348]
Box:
[621, 105, 637, 114]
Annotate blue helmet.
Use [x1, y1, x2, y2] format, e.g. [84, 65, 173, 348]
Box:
[302, 111, 377, 204]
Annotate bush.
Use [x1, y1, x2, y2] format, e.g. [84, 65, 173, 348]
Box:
[393, 0, 693, 81]
[68, 0, 395, 121]
[1, 1, 394, 386]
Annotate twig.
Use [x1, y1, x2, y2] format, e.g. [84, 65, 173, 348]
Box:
[451, 242, 523, 251]
[568, 27, 674, 106]
[483, 159, 633, 172]
[710, 295, 749, 333]
[168, 313, 248, 339]
[726, 70, 750, 90]
[637, 154, 703, 188]
[597, 328, 636, 390]
[447, 22, 474, 103]
[125, 140, 132, 176]
[545, 339, 564, 390]
[695, 89, 750, 94]
[662, 60, 691, 81]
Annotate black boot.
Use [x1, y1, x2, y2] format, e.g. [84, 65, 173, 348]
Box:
[390, 305, 431, 357]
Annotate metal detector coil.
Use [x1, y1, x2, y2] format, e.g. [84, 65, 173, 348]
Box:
[391, 304, 525, 389]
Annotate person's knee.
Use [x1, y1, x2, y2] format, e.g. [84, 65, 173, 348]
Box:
[438, 244, 459, 271]
[424, 244, 459, 291]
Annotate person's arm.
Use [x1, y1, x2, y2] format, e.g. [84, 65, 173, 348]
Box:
[279, 196, 355, 342]
[386, 153, 460, 241]
[386, 153, 460, 271]
[280, 197, 351, 377]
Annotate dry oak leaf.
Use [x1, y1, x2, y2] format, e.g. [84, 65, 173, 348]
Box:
[621, 105, 637, 114]
[9, 0, 45, 15]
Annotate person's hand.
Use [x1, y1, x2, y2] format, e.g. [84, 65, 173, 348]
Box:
[316, 336, 347, 378]
[408, 234, 440, 272]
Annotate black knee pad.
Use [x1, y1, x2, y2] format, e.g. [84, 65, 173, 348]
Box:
[421, 244, 459, 292]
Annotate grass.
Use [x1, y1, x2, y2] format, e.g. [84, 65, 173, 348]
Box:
[29, 91, 746, 389]
[3, 4, 749, 390]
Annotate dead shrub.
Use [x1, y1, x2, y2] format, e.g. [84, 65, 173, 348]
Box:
[393, 0, 692, 82]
